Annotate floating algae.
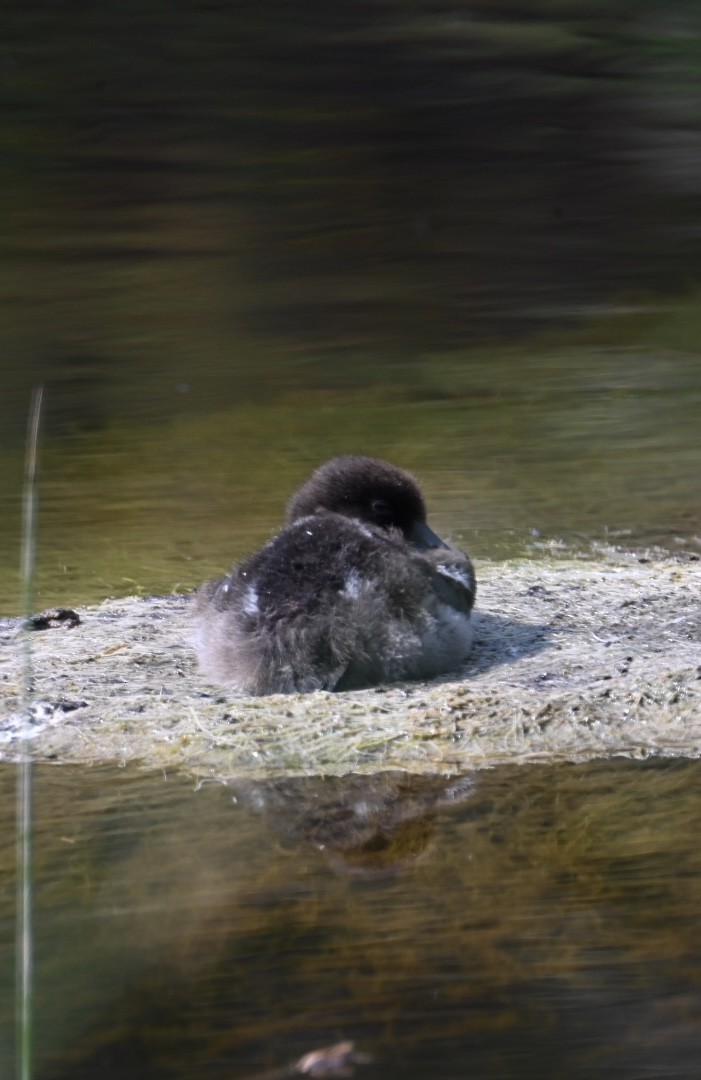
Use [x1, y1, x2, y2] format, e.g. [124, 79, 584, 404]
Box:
[1, 553, 699, 778]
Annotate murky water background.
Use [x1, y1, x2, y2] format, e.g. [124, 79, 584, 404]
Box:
[1, 1, 701, 611]
[2, 2, 701, 1076]
[2, 759, 701, 1079]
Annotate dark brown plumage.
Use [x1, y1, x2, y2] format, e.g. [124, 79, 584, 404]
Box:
[193, 456, 475, 695]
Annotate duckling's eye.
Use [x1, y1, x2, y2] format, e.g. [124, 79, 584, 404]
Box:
[371, 498, 392, 519]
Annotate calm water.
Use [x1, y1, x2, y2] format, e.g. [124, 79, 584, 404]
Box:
[2, 5, 701, 1077]
[1, 1, 701, 611]
[2, 346, 701, 614]
[2, 759, 701, 1079]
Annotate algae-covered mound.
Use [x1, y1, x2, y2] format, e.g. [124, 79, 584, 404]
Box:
[1, 553, 699, 777]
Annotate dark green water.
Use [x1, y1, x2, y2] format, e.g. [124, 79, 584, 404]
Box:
[2, 4, 701, 1077]
[2, 346, 701, 614]
[1, 0, 701, 611]
[2, 759, 701, 1079]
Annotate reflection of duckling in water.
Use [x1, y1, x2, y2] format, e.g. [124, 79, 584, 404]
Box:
[229, 773, 477, 879]
[194, 456, 476, 694]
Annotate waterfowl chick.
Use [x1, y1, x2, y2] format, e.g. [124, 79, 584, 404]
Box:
[193, 455, 476, 694]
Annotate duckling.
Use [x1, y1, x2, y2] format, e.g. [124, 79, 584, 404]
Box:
[193, 456, 475, 694]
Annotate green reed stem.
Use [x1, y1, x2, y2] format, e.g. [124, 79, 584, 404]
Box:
[17, 385, 43, 1080]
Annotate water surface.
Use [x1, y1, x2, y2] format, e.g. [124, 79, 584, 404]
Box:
[1, 1, 701, 611]
[2, 758, 701, 1079]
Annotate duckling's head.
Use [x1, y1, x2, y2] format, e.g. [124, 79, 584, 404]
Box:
[286, 456, 445, 549]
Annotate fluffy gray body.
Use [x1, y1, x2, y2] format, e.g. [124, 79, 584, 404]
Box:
[193, 457, 475, 694]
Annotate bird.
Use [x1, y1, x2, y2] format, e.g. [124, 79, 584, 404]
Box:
[193, 455, 476, 694]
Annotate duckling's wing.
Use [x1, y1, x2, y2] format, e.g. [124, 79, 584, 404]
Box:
[430, 553, 476, 614]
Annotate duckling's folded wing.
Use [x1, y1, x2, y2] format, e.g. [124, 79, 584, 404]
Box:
[430, 551, 476, 614]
